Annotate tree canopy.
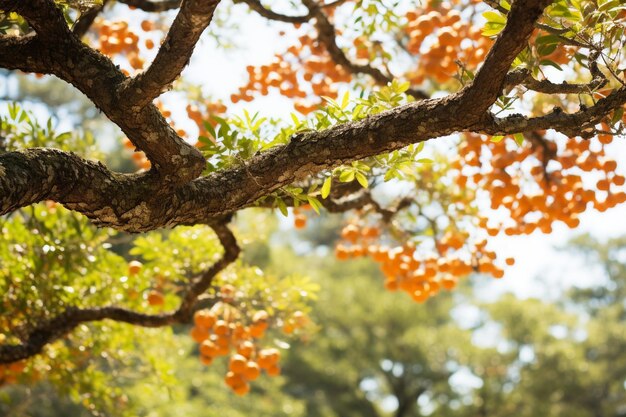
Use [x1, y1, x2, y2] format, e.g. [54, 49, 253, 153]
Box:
[1, 0, 626, 412]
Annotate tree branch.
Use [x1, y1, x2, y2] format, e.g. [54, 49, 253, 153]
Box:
[505, 68, 607, 95]
[121, 0, 222, 107]
[0, 1, 206, 184]
[0, 219, 239, 363]
[72, 1, 109, 39]
[0, 0, 583, 233]
[459, 0, 554, 119]
[504, 51, 607, 94]
[477, 87, 626, 138]
[300, 0, 428, 100]
[234, 0, 312, 23]
[117, 0, 182, 12]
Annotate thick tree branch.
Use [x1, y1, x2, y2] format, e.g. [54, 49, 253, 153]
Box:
[0, 34, 46, 74]
[121, 0, 222, 107]
[0, 0, 570, 231]
[459, 0, 553, 118]
[234, 0, 312, 23]
[0, 0, 569, 232]
[0, 220, 239, 364]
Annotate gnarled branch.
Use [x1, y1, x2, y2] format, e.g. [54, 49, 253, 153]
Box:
[234, 0, 312, 23]
[0, 0, 569, 232]
[0, 219, 239, 364]
[0, 0, 206, 184]
[478, 87, 626, 138]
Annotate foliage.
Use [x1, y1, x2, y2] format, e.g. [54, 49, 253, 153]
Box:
[1, 0, 626, 414]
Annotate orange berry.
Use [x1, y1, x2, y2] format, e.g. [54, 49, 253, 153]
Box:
[233, 381, 250, 395]
[147, 290, 164, 306]
[236, 341, 255, 358]
[200, 340, 218, 357]
[335, 244, 350, 260]
[341, 224, 360, 242]
[200, 355, 214, 366]
[597, 179, 610, 191]
[266, 364, 281, 376]
[225, 371, 244, 387]
[190, 326, 209, 343]
[243, 361, 261, 381]
[229, 354, 248, 374]
[214, 320, 230, 336]
[249, 323, 266, 338]
[128, 260, 142, 276]
[140, 20, 153, 31]
[194, 310, 217, 329]
[294, 214, 307, 229]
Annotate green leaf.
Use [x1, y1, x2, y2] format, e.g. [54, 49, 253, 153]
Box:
[611, 107, 624, 125]
[276, 198, 288, 217]
[482, 11, 507, 36]
[355, 172, 369, 188]
[8, 103, 18, 120]
[307, 196, 323, 214]
[202, 121, 217, 140]
[490, 135, 505, 143]
[339, 170, 355, 183]
[513, 132, 525, 146]
[341, 91, 350, 109]
[321, 177, 332, 199]
[539, 59, 563, 71]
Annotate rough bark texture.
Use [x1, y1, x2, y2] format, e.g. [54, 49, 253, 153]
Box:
[2, 0, 623, 234]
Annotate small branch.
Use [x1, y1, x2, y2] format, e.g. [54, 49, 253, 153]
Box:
[477, 87, 626, 138]
[0, 220, 239, 363]
[505, 70, 606, 95]
[173, 218, 241, 320]
[234, 0, 312, 23]
[72, 1, 108, 38]
[458, 0, 553, 119]
[300, 0, 428, 100]
[504, 51, 607, 95]
[117, 0, 182, 12]
[121, 0, 222, 107]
